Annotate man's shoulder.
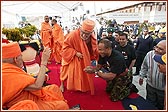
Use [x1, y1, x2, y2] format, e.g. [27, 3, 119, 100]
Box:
[112, 50, 124, 59]
[146, 50, 155, 57]
[114, 46, 120, 50]
[148, 35, 153, 39]
[113, 49, 122, 54]
[64, 30, 79, 41]
[54, 24, 62, 29]
[127, 44, 135, 50]
[68, 29, 78, 36]
[41, 22, 46, 25]
[2, 63, 24, 73]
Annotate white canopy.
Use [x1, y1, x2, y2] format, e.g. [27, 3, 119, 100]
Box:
[1, 1, 84, 28]
[1, 1, 143, 29]
[1, 1, 83, 16]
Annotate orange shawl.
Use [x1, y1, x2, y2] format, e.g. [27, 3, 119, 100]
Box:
[60, 29, 99, 95]
[40, 22, 52, 47]
[52, 24, 64, 63]
[2, 63, 69, 110]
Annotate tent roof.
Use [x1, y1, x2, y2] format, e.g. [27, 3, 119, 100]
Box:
[2, 1, 144, 17]
[1, 1, 144, 28]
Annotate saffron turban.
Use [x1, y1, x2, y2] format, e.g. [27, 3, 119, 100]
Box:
[2, 42, 21, 59]
[81, 19, 95, 32]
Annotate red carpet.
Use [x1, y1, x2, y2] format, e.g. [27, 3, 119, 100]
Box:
[46, 61, 138, 110]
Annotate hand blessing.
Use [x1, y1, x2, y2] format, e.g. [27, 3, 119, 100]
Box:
[84, 66, 95, 74]
[41, 47, 51, 64]
[76, 52, 83, 59]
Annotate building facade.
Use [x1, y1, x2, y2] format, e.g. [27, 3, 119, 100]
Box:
[96, 2, 166, 24]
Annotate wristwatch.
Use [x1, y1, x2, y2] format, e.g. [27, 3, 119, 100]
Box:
[95, 71, 98, 75]
[95, 70, 103, 75]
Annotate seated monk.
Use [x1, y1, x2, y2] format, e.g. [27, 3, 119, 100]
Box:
[2, 42, 69, 110]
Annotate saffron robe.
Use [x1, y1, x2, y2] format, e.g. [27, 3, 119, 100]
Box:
[60, 29, 99, 95]
[40, 22, 52, 47]
[8, 100, 39, 110]
[2, 63, 69, 110]
[52, 24, 64, 63]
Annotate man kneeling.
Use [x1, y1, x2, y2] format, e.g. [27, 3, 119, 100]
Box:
[84, 39, 133, 101]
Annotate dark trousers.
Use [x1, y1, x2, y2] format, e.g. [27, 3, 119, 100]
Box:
[146, 84, 165, 110]
[135, 53, 146, 74]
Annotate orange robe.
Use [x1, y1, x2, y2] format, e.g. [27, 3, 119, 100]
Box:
[9, 100, 39, 110]
[40, 22, 53, 61]
[60, 29, 99, 95]
[2, 63, 69, 110]
[52, 24, 64, 63]
[40, 22, 52, 47]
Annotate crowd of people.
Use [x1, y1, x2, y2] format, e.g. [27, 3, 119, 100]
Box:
[2, 15, 167, 110]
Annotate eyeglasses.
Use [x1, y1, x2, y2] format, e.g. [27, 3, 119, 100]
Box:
[80, 29, 93, 36]
[153, 46, 164, 51]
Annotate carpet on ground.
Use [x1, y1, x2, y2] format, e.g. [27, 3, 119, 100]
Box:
[46, 60, 156, 110]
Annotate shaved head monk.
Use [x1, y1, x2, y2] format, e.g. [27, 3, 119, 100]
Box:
[60, 19, 99, 95]
[2, 42, 69, 110]
[51, 19, 64, 64]
[40, 15, 53, 64]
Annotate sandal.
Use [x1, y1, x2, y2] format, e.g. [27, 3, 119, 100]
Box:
[70, 104, 81, 110]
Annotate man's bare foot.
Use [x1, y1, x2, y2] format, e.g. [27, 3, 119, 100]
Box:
[47, 61, 52, 64]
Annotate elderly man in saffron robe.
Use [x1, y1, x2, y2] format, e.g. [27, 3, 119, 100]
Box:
[51, 19, 64, 64]
[60, 19, 99, 95]
[2, 42, 69, 110]
[40, 15, 53, 63]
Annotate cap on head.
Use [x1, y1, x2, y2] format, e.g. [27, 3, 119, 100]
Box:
[148, 27, 155, 32]
[153, 54, 166, 64]
[107, 27, 115, 33]
[2, 42, 21, 59]
[159, 27, 166, 34]
[81, 19, 95, 32]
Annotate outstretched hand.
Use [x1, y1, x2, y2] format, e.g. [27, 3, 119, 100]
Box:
[41, 47, 51, 64]
[84, 66, 95, 74]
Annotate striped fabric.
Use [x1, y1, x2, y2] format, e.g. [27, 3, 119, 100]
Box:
[139, 50, 166, 90]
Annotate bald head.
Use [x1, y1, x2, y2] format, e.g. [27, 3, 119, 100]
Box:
[44, 15, 49, 18]
[155, 40, 166, 55]
[52, 19, 57, 23]
[158, 40, 166, 48]
[51, 19, 58, 26]
[44, 15, 49, 23]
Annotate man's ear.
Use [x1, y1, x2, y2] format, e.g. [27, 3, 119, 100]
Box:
[13, 57, 17, 63]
